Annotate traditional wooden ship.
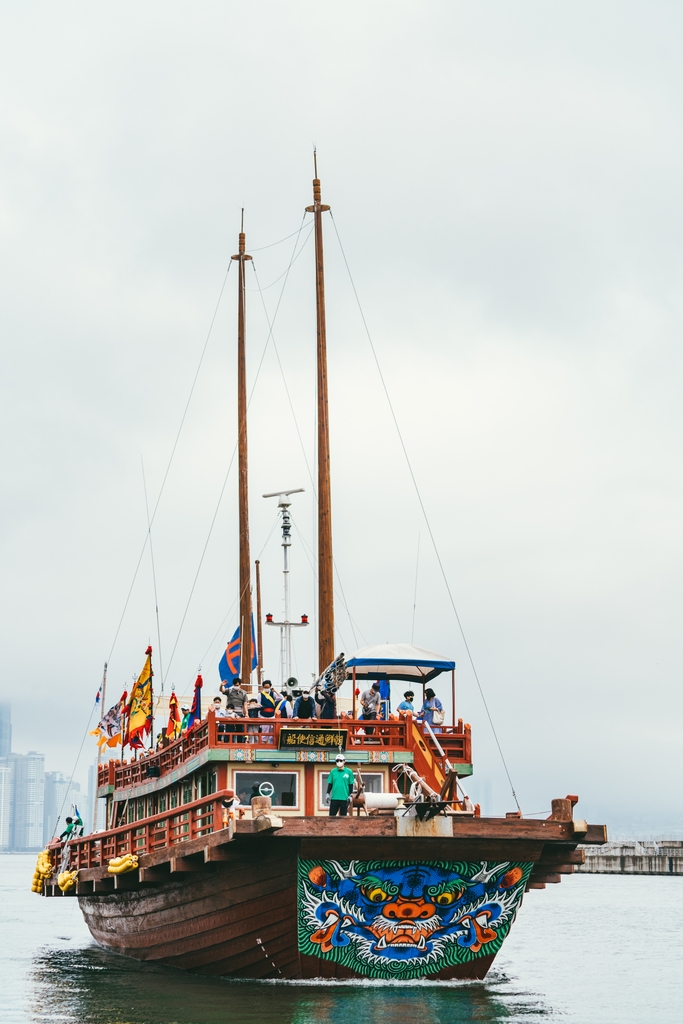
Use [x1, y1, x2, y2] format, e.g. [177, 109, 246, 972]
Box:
[40, 168, 607, 982]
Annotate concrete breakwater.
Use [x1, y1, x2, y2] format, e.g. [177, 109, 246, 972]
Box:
[577, 840, 683, 875]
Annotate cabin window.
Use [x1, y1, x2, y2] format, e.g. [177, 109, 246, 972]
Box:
[319, 771, 383, 809]
[159, 791, 167, 813]
[234, 771, 298, 809]
[182, 781, 193, 805]
[197, 770, 216, 798]
[136, 798, 145, 821]
[170, 786, 178, 809]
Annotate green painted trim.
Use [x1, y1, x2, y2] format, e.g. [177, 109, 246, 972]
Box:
[456, 764, 473, 776]
[109, 745, 416, 801]
[254, 750, 298, 762]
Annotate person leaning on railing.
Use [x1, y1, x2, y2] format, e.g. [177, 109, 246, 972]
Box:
[292, 690, 317, 720]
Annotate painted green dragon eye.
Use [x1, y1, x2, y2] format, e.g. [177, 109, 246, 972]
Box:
[364, 885, 390, 903]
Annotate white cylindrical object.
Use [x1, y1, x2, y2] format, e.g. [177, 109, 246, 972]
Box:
[362, 793, 399, 811]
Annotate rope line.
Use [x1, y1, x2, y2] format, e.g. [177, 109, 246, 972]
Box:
[141, 457, 164, 695]
[105, 264, 232, 667]
[164, 222, 310, 684]
[51, 700, 99, 841]
[251, 263, 363, 652]
[329, 211, 522, 813]
[247, 225, 313, 290]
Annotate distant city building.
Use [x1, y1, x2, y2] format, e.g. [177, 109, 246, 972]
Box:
[12, 751, 45, 851]
[0, 702, 11, 758]
[87, 759, 106, 832]
[43, 772, 81, 846]
[0, 758, 14, 850]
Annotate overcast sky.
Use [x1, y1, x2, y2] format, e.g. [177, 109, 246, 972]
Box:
[1, 2, 681, 832]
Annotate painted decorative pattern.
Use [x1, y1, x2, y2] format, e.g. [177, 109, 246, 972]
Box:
[298, 858, 533, 979]
[368, 751, 392, 763]
[231, 748, 254, 762]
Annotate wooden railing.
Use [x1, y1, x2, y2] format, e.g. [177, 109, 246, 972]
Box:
[98, 713, 472, 792]
[53, 790, 234, 870]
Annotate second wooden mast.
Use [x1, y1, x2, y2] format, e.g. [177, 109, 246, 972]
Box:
[306, 161, 335, 673]
[232, 216, 253, 689]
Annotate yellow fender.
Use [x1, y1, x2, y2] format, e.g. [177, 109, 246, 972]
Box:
[57, 870, 79, 892]
[107, 853, 139, 874]
[31, 849, 54, 892]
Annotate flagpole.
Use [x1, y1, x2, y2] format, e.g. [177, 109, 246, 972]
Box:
[93, 661, 107, 832]
[149, 648, 154, 750]
[255, 559, 264, 686]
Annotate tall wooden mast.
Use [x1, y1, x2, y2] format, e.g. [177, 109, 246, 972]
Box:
[306, 156, 334, 672]
[231, 215, 253, 689]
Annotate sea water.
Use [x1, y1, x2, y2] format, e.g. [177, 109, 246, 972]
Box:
[2, 853, 680, 1023]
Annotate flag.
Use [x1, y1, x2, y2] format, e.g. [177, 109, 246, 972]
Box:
[90, 691, 127, 748]
[379, 678, 391, 720]
[124, 646, 153, 750]
[95, 684, 102, 705]
[218, 616, 258, 686]
[187, 674, 203, 730]
[167, 690, 181, 740]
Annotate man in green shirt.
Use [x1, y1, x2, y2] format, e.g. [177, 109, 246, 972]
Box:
[326, 754, 355, 817]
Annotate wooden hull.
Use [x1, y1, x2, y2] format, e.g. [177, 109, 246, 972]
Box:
[71, 822, 600, 981]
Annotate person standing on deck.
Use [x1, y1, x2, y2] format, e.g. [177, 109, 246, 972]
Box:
[180, 705, 191, 731]
[360, 682, 382, 719]
[211, 696, 229, 718]
[397, 691, 415, 714]
[225, 679, 247, 716]
[292, 690, 317, 720]
[360, 681, 381, 734]
[417, 688, 444, 730]
[317, 685, 337, 720]
[326, 754, 354, 816]
[276, 692, 293, 718]
[259, 680, 283, 718]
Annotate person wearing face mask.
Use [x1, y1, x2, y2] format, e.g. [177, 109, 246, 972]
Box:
[259, 679, 283, 718]
[292, 690, 317, 720]
[325, 754, 354, 816]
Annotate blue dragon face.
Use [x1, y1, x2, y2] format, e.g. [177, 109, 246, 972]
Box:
[303, 861, 526, 964]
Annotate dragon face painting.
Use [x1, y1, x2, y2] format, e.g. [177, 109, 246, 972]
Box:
[298, 859, 533, 979]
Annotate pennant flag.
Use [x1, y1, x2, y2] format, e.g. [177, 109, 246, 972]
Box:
[124, 646, 153, 750]
[95, 684, 102, 705]
[187, 674, 203, 730]
[167, 690, 181, 740]
[90, 691, 127, 748]
[218, 616, 258, 686]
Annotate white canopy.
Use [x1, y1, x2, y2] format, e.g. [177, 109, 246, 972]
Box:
[345, 643, 455, 684]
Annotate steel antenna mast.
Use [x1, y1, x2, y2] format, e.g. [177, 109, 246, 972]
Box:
[263, 488, 308, 684]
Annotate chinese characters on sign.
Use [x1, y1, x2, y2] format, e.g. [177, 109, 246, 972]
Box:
[278, 729, 348, 751]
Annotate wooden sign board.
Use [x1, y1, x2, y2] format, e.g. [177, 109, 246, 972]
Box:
[278, 728, 348, 751]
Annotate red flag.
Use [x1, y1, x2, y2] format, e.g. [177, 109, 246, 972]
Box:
[167, 691, 181, 740]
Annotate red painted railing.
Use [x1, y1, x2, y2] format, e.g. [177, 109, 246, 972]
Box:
[98, 714, 472, 793]
[53, 790, 234, 870]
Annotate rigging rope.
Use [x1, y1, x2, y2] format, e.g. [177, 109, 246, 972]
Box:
[328, 211, 522, 813]
[141, 457, 164, 695]
[251, 262, 363, 652]
[105, 263, 232, 667]
[164, 221, 311, 684]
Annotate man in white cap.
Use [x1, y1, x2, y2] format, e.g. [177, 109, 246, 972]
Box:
[325, 754, 354, 817]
